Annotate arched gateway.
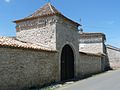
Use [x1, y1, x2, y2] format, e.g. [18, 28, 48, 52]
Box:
[61, 45, 74, 81]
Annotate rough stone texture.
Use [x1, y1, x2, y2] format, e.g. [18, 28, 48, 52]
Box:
[79, 33, 110, 70]
[107, 45, 120, 69]
[56, 16, 80, 79]
[78, 52, 102, 77]
[0, 3, 110, 90]
[16, 16, 57, 50]
[13, 8, 81, 87]
[16, 14, 80, 79]
[0, 47, 58, 90]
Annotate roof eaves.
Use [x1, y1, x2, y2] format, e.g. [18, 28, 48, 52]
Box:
[0, 44, 57, 52]
[58, 14, 81, 27]
[13, 13, 81, 27]
[13, 13, 57, 23]
[0, 37, 57, 52]
[79, 51, 105, 57]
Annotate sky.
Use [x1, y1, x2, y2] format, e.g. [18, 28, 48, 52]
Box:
[0, 0, 120, 47]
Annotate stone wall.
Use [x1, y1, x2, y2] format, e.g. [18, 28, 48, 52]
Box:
[107, 45, 120, 69]
[78, 52, 102, 78]
[56, 16, 80, 78]
[16, 16, 57, 50]
[0, 47, 58, 90]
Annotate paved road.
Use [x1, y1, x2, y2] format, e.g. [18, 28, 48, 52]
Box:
[57, 70, 120, 90]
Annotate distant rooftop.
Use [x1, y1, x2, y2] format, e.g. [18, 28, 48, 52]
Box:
[107, 45, 120, 51]
[79, 32, 106, 40]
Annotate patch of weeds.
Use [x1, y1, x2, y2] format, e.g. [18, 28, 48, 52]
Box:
[47, 88, 54, 90]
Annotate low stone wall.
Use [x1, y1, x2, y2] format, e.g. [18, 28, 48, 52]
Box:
[0, 47, 58, 90]
[107, 45, 120, 69]
[78, 52, 102, 78]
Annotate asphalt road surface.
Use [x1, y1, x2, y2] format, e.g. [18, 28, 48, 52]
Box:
[57, 69, 120, 90]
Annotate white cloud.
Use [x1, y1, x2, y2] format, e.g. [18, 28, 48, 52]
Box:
[4, 0, 11, 3]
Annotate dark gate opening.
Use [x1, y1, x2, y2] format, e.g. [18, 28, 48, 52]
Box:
[61, 45, 74, 81]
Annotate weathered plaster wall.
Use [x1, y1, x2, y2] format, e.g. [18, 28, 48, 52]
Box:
[107, 46, 120, 69]
[79, 43, 104, 54]
[16, 16, 57, 50]
[0, 47, 58, 90]
[78, 53, 102, 77]
[56, 16, 80, 79]
[79, 33, 106, 54]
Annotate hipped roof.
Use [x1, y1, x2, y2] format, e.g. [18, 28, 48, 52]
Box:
[14, 3, 80, 26]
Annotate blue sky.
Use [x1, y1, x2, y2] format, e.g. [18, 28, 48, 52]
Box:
[0, 0, 120, 47]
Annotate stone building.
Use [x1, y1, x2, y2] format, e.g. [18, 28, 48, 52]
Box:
[0, 3, 112, 90]
[79, 32, 106, 54]
[107, 45, 120, 69]
[79, 32, 110, 70]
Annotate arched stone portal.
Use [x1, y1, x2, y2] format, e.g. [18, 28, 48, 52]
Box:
[61, 45, 74, 81]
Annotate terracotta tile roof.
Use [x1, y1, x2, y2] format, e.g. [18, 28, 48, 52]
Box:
[0, 37, 56, 52]
[14, 3, 61, 23]
[27, 3, 61, 18]
[13, 3, 80, 26]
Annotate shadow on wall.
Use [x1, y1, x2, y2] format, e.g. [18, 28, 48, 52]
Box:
[104, 44, 112, 71]
[105, 55, 112, 70]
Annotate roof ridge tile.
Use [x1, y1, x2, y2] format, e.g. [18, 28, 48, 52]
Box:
[26, 3, 61, 19]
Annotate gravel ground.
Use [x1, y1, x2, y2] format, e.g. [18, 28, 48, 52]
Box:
[38, 81, 74, 90]
[28, 81, 75, 90]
